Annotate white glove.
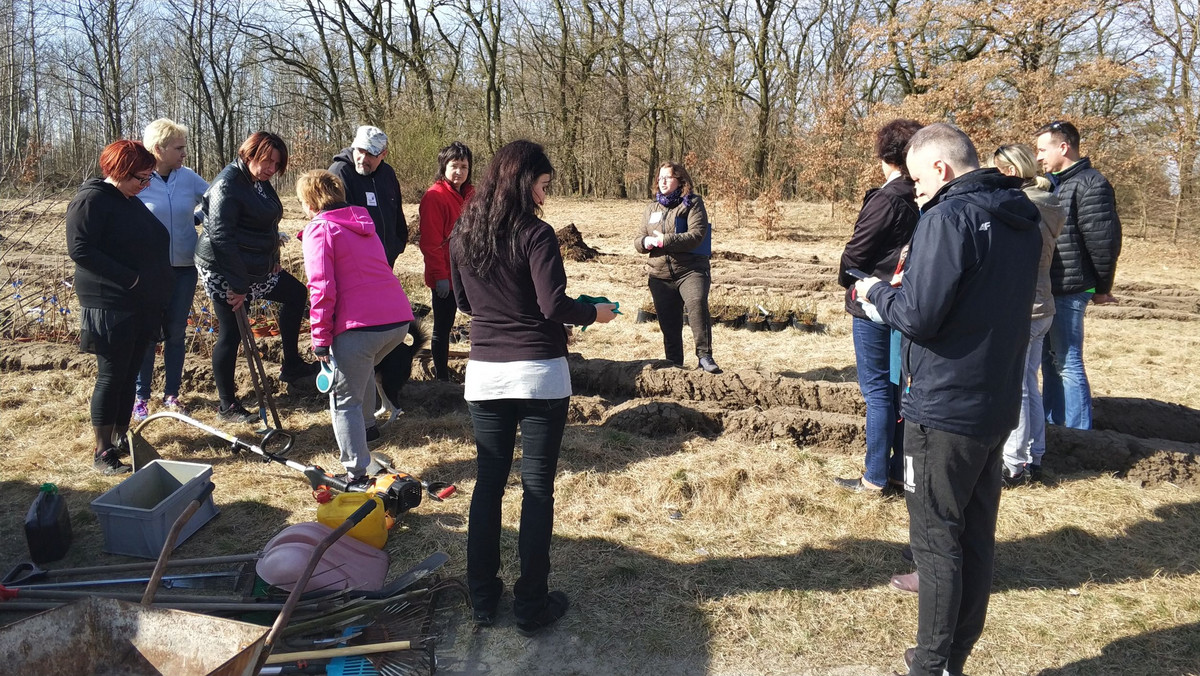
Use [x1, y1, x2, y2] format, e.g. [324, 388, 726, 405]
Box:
[860, 300, 884, 324]
[854, 276, 882, 301]
[643, 236, 660, 250]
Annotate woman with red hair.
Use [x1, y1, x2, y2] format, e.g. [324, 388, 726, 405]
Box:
[67, 139, 175, 474]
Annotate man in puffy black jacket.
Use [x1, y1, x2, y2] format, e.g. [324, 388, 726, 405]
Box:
[329, 125, 407, 267]
[858, 123, 1042, 676]
[1035, 120, 1121, 430]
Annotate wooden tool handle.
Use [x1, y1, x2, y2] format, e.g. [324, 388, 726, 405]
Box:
[263, 639, 416, 664]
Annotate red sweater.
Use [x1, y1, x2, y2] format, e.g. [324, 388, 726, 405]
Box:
[419, 180, 473, 288]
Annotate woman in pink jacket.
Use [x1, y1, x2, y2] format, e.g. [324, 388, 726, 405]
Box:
[297, 170, 414, 490]
[419, 141, 473, 381]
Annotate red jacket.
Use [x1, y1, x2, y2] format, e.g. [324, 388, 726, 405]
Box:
[419, 180, 473, 288]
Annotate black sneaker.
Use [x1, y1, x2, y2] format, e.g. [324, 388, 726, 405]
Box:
[280, 361, 320, 384]
[473, 599, 499, 627]
[94, 447, 131, 475]
[334, 473, 373, 493]
[1028, 463, 1044, 483]
[698, 356, 723, 374]
[365, 425, 381, 443]
[1002, 465, 1028, 488]
[218, 401, 259, 424]
[515, 591, 569, 637]
[112, 434, 131, 458]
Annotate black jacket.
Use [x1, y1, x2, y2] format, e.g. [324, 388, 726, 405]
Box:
[839, 176, 919, 318]
[451, 220, 598, 362]
[67, 179, 174, 311]
[194, 159, 283, 294]
[867, 169, 1042, 437]
[329, 149, 407, 266]
[1047, 157, 1121, 295]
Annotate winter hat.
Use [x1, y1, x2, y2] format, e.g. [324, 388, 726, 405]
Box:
[351, 126, 388, 156]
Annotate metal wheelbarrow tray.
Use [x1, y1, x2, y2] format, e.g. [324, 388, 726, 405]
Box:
[0, 595, 268, 676]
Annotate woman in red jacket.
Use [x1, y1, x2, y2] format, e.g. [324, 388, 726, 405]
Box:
[419, 141, 473, 381]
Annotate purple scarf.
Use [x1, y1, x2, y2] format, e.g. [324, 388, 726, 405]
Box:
[656, 188, 696, 209]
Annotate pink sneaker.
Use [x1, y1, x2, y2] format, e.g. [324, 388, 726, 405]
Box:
[132, 398, 149, 422]
[163, 395, 189, 415]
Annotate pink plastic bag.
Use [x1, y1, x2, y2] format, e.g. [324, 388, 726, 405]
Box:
[256, 522, 389, 593]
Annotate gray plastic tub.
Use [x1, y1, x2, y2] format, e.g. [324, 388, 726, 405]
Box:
[89, 459, 219, 558]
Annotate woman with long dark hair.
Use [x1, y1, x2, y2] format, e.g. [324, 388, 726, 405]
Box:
[194, 131, 317, 423]
[450, 140, 616, 635]
[419, 141, 473, 381]
[67, 140, 175, 474]
[634, 161, 720, 373]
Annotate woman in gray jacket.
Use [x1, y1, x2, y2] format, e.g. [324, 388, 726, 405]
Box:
[993, 144, 1066, 484]
[634, 162, 719, 373]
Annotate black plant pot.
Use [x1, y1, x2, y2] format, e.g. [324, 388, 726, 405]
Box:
[746, 319, 766, 332]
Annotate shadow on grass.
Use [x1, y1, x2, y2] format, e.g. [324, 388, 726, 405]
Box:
[1035, 621, 1200, 675]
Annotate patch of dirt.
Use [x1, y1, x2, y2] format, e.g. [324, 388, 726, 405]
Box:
[722, 407, 864, 448]
[1090, 305, 1198, 322]
[601, 399, 724, 437]
[1046, 426, 1200, 488]
[1093, 397, 1200, 444]
[556, 223, 600, 261]
[569, 395, 612, 423]
[0, 341, 90, 372]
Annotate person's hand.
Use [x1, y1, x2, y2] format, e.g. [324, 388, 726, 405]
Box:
[860, 300, 885, 324]
[314, 352, 330, 363]
[644, 230, 664, 250]
[889, 270, 904, 287]
[278, 231, 290, 244]
[593, 303, 618, 323]
[1093, 293, 1117, 305]
[435, 279, 451, 298]
[854, 276, 883, 300]
[227, 291, 246, 312]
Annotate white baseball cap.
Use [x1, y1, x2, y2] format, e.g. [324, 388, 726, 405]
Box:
[351, 125, 388, 156]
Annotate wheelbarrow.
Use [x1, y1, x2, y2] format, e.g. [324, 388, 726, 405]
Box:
[0, 482, 379, 675]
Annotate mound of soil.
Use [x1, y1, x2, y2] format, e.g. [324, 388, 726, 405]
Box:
[601, 399, 723, 438]
[556, 223, 600, 261]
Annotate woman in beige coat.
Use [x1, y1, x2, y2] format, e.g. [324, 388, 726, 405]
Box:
[993, 144, 1066, 484]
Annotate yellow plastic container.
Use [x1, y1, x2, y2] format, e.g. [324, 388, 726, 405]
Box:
[316, 492, 388, 549]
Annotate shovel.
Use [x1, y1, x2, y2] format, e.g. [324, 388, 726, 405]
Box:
[1, 552, 259, 587]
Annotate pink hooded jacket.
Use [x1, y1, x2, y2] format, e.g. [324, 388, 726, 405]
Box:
[299, 205, 414, 348]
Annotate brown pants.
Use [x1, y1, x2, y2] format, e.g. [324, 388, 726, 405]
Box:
[648, 269, 712, 365]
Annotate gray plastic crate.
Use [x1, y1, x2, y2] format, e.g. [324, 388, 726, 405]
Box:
[89, 459, 219, 558]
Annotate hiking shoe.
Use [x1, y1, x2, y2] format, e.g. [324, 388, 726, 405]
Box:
[218, 400, 259, 424]
[1028, 463, 1044, 483]
[94, 447, 131, 475]
[515, 591, 570, 637]
[698, 356, 722, 374]
[132, 398, 149, 422]
[1002, 465, 1028, 488]
[163, 395, 189, 415]
[365, 425, 381, 443]
[280, 361, 320, 384]
[334, 473, 373, 493]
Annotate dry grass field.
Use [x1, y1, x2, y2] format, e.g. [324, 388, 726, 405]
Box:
[2, 195, 1200, 675]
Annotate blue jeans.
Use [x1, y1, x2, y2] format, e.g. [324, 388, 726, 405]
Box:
[853, 317, 904, 487]
[466, 397, 568, 624]
[136, 266, 198, 400]
[1042, 291, 1092, 429]
[1003, 315, 1053, 471]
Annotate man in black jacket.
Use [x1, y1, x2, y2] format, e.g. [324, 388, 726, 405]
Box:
[1034, 120, 1121, 431]
[858, 123, 1042, 676]
[329, 125, 408, 267]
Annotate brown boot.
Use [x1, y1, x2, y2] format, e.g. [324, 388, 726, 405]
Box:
[890, 570, 919, 593]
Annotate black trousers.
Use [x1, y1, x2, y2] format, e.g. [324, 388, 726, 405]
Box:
[90, 313, 156, 429]
[429, 290, 457, 380]
[210, 270, 308, 404]
[648, 268, 712, 365]
[905, 423, 1006, 676]
[466, 397, 568, 623]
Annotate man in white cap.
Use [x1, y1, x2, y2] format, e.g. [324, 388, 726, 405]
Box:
[329, 125, 408, 267]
